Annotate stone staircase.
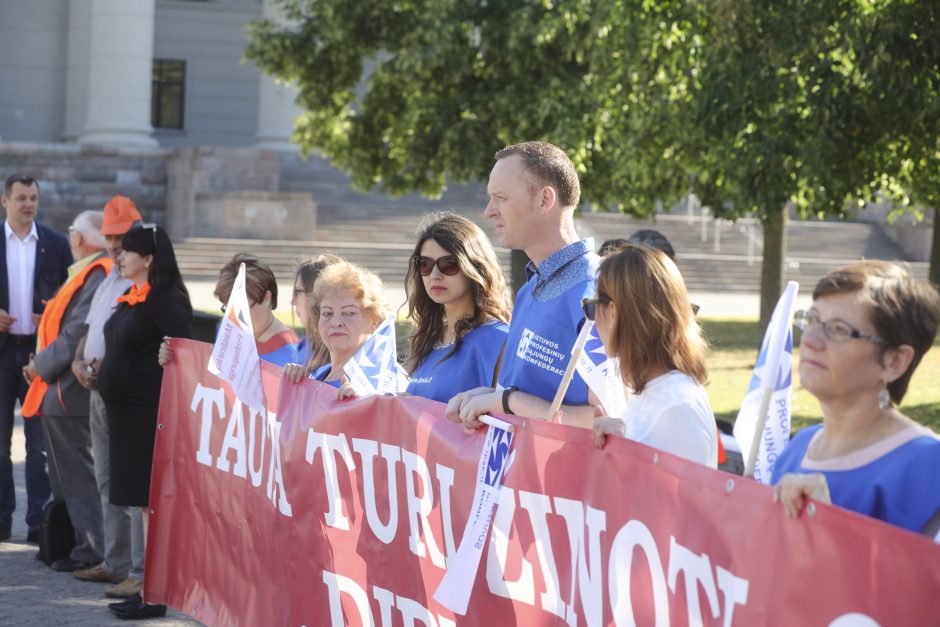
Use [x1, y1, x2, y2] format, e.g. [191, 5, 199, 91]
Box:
[576, 212, 927, 291]
[176, 156, 926, 292]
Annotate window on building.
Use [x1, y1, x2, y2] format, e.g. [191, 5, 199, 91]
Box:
[151, 60, 186, 130]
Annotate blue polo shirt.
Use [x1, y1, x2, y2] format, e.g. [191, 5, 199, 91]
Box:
[407, 320, 509, 403]
[497, 239, 598, 404]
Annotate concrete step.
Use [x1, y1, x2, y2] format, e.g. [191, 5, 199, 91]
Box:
[174, 237, 512, 286]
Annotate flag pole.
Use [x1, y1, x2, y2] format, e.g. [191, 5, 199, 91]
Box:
[743, 387, 773, 477]
[736, 280, 799, 480]
[545, 320, 595, 422]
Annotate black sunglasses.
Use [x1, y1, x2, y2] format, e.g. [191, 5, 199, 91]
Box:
[581, 296, 610, 321]
[413, 255, 460, 277]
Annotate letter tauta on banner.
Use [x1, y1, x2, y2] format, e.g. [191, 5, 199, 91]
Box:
[433, 420, 514, 614]
[208, 263, 266, 410]
[734, 281, 798, 482]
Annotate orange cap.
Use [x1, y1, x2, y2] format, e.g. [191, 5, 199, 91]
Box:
[101, 196, 142, 236]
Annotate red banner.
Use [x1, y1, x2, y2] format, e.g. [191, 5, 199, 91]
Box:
[147, 340, 940, 626]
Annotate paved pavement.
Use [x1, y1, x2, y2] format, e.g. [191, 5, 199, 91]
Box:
[0, 417, 200, 626]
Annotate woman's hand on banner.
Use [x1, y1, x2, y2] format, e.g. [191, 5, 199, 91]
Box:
[337, 375, 359, 401]
[592, 406, 625, 448]
[282, 362, 309, 384]
[158, 337, 173, 366]
[772, 473, 832, 517]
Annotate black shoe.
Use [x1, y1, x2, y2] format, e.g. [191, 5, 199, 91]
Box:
[26, 528, 39, 544]
[108, 593, 141, 611]
[0, 524, 10, 541]
[112, 600, 167, 620]
[51, 557, 95, 572]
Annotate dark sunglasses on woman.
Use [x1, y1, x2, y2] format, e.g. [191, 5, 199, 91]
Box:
[413, 255, 460, 277]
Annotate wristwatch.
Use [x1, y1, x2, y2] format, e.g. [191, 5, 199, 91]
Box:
[502, 386, 518, 415]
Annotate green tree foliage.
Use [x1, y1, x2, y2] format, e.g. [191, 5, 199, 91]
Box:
[246, 0, 699, 211]
[246, 0, 940, 319]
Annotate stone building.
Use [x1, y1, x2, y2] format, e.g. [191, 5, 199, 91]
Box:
[0, 0, 329, 238]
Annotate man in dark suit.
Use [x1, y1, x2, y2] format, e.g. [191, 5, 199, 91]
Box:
[0, 174, 73, 542]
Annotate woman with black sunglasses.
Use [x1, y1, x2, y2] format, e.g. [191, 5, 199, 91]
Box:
[403, 212, 512, 403]
[590, 244, 718, 467]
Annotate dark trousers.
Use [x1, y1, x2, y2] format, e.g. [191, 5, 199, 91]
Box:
[0, 340, 52, 531]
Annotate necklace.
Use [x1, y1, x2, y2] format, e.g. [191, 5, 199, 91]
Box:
[254, 316, 275, 340]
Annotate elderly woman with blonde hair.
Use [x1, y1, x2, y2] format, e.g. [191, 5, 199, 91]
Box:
[282, 260, 388, 389]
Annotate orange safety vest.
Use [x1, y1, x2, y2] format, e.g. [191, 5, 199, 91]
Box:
[22, 256, 113, 418]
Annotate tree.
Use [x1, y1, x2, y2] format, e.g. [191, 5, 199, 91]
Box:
[691, 0, 940, 316]
[246, 0, 940, 321]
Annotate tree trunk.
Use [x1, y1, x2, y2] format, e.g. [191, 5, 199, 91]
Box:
[759, 209, 788, 333]
[510, 249, 529, 298]
[930, 207, 940, 289]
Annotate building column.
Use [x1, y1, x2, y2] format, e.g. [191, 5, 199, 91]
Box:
[77, 0, 157, 147]
[254, 0, 301, 151]
[62, 0, 92, 142]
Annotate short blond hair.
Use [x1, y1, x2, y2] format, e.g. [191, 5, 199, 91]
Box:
[311, 261, 388, 355]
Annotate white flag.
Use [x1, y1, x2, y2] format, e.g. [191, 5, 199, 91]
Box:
[433, 422, 514, 614]
[734, 281, 799, 483]
[208, 263, 265, 409]
[343, 315, 408, 396]
[575, 323, 627, 416]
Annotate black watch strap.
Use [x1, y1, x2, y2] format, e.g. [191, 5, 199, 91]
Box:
[502, 386, 518, 415]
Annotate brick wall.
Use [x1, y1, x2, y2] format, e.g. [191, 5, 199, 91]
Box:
[0, 142, 171, 230]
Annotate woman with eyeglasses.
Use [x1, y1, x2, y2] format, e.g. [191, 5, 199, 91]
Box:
[97, 224, 192, 619]
[283, 259, 388, 389]
[590, 244, 718, 467]
[771, 260, 940, 536]
[290, 254, 342, 368]
[404, 212, 511, 403]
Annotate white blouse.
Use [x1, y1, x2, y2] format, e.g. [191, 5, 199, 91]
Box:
[619, 370, 718, 468]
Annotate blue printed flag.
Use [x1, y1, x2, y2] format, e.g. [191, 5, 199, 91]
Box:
[733, 281, 798, 483]
[575, 323, 627, 416]
[343, 316, 408, 395]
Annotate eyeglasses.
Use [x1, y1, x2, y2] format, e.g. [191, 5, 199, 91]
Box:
[793, 310, 889, 346]
[413, 255, 460, 277]
[581, 295, 610, 321]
